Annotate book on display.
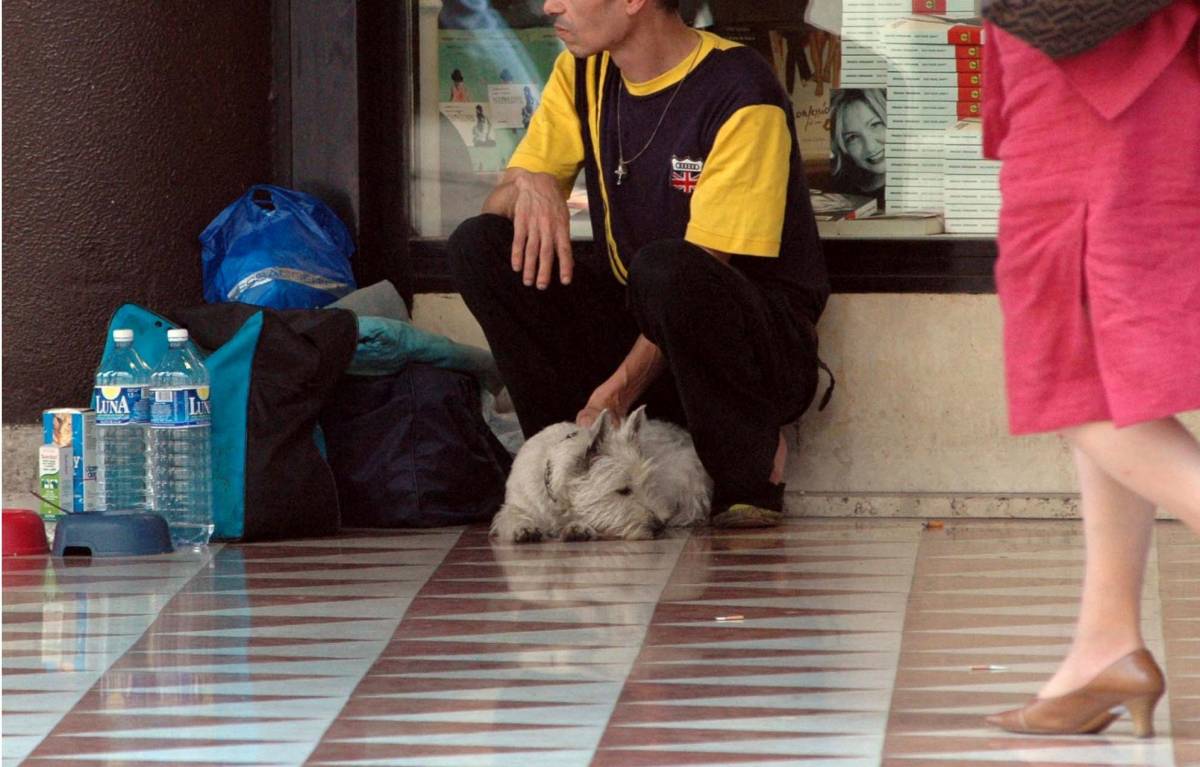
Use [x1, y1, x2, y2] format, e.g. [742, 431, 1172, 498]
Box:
[841, 1, 979, 86]
[885, 57, 984, 74]
[889, 100, 984, 118]
[881, 42, 983, 59]
[888, 157, 945, 175]
[890, 112, 982, 130]
[818, 210, 945, 237]
[890, 141, 951, 159]
[887, 85, 982, 102]
[889, 70, 983, 88]
[943, 118, 997, 157]
[889, 127, 959, 143]
[810, 191, 880, 221]
[835, 4, 986, 221]
[940, 218, 998, 234]
[880, 16, 986, 214]
[879, 15, 985, 45]
[886, 191, 944, 211]
[912, 0, 979, 15]
[840, 0, 898, 87]
[942, 120, 1000, 234]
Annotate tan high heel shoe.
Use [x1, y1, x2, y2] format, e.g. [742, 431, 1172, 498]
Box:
[985, 648, 1165, 737]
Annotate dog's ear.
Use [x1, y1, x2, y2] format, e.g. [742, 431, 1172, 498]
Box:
[622, 405, 648, 440]
[585, 409, 612, 465]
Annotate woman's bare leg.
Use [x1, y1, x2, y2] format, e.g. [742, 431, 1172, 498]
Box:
[1038, 445, 1154, 697]
[1065, 418, 1200, 530]
[1039, 417, 1200, 697]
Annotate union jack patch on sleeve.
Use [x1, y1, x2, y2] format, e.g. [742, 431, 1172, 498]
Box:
[670, 156, 703, 194]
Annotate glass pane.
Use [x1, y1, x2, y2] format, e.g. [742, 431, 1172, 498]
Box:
[410, 0, 997, 241]
[411, 0, 714, 240]
[411, 0, 584, 238]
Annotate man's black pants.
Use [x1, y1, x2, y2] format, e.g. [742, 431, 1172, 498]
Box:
[447, 214, 818, 511]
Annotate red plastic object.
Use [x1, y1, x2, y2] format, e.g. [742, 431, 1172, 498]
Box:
[3, 508, 50, 556]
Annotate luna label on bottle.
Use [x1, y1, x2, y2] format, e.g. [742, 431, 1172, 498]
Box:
[150, 387, 212, 428]
[94, 386, 149, 426]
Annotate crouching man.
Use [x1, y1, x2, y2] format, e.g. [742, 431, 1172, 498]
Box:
[447, 0, 829, 527]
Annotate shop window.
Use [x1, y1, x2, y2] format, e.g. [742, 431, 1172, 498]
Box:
[407, 0, 997, 292]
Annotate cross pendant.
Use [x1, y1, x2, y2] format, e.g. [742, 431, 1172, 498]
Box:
[614, 162, 628, 186]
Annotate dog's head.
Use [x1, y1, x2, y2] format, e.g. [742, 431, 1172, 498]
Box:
[567, 406, 672, 540]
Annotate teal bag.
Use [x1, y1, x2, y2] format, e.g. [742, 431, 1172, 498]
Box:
[102, 303, 355, 540]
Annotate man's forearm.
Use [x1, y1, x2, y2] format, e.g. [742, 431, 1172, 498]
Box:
[592, 335, 668, 415]
[482, 167, 562, 218]
[620, 335, 668, 402]
[482, 171, 522, 218]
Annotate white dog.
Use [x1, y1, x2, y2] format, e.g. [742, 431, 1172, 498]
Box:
[490, 406, 712, 543]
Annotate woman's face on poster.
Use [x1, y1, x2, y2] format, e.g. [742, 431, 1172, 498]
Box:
[840, 100, 886, 175]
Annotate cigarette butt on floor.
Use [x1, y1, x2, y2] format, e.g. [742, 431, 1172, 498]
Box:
[970, 664, 1009, 672]
[924, 520, 945, 530]
[715, 615, 744, 622]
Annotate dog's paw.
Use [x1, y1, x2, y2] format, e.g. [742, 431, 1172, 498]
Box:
[561, 524, 595, 542]
[513, 526, 545, 544]
[490, 506, 547, 544]
[624, 527, 657, 541]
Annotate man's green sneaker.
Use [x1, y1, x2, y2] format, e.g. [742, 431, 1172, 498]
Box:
[710, 503, 784, 528]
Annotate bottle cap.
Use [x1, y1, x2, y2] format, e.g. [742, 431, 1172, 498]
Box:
[112, 329, 134, 343]
[166, 329, 189, 343]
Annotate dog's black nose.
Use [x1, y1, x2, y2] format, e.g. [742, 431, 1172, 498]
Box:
[651, 518, 667, 535]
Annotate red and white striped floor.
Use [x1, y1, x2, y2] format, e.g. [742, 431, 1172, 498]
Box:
[3, 519, 1197, 766]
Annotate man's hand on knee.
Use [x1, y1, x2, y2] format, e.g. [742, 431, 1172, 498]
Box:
[483, 168, 574, 289]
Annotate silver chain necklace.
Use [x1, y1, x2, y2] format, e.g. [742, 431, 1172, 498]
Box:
[614, 33, 703, 187]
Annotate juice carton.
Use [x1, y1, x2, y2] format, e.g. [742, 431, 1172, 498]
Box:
[41, 408, 97, 512]
[37, 444, 71, 520]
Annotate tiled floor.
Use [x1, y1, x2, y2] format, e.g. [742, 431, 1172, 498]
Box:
[3, 519, 1198, 766]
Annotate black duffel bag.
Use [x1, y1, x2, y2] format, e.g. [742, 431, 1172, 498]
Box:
[320, 364, 512, 528]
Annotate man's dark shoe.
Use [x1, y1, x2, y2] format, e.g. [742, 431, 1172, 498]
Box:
[710, 503, 783, 528]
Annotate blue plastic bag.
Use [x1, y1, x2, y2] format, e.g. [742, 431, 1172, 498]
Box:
[199, 184, 356, 309]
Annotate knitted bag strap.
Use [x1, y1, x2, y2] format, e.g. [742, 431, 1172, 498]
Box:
[982, 0, 1175, 59]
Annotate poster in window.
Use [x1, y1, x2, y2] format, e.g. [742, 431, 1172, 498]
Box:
[827, 87, 887, 206]
[438, 27, 563, 173]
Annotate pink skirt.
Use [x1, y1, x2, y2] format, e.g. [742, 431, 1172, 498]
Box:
[991, 23, 1200, 435]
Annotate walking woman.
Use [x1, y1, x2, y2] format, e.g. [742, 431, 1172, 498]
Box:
[982, 1, 1200, 737]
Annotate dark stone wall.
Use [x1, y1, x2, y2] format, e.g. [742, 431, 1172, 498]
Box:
[2, 1, 273, 422]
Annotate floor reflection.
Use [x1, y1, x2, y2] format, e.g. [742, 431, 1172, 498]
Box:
[1, 520, 1194, 766]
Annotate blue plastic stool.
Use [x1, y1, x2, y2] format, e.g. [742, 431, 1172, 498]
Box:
[52, 512, 174, 557]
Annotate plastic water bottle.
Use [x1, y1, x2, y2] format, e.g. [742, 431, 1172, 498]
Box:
[149, 329, 213, 547]
[93, 329, 152, 512]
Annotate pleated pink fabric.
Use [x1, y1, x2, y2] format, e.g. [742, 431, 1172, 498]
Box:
[984, 5, 1200, 434]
